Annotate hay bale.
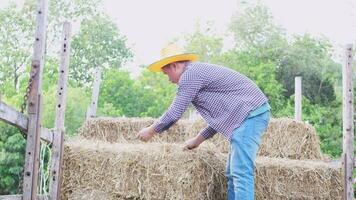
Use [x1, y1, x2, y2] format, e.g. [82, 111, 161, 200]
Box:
[191, 118, 323, 159]
[79, 117, 323, 159]
[61, 138, 226, 200]
[255, 157, 342, 200]
[78, 117, 193, 143]
[258, 118, 323, 160]
[61, 138, 341, 200]
[190, 119, 230, 153]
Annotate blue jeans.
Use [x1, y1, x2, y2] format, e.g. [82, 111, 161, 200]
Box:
[226, 111, 270, 200]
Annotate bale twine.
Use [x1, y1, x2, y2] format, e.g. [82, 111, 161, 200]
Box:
[255, 157, 342, 199]
[61, 138, 226, 200]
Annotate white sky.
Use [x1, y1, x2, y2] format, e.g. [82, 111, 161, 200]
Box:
[1, 0, 356, 72]
[101, 0, 238, 71]
[102, 0, 356, 73]
[265, 0, 356, 43]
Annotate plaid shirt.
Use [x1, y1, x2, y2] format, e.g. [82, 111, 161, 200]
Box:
[154, 62, 268, 140]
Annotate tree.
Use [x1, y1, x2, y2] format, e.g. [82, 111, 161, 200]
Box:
[41, 85, 90, 135]
[46, 0, 102, 54]
[136, 70, 176, 117]
[0, 0, 103, 94]
[98, 68, 176, 118]
[228, 3, 287, 62]
[0, 3, 34, 92]
[228, 3, 339, 105]
[98, 69, 141, 117]
[182, 21, 223, 63]
[276, 34, 340, 105]
[215, 50, 285, 110]
[70, 15, 133, 86]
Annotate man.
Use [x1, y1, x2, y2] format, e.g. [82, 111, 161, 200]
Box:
[137, 43, 270, 200]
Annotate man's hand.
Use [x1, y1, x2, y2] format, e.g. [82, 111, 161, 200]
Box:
[183, 134, 205, 150]
[137, 126, 156, 142]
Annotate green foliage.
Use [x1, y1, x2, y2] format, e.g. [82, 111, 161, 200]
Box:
[98, 69, 175, 118]
[276, 34, 340, 105]
[275, 96, 342, 157]
[97, 102, 123, 117]
[42, 58, 60, 92]
[98, 69, 140, 117]
[183, 21, 223, 62]
[70, 15, 133, 86]
[0, 0, 103, 91]
[136, 70, 176, 117]
[0, 123, 25, 195]
[42, 85, 90, 135]
[215, 50, 286, 110]
[46, 0, 102, 48]
[0, 2, 34, 91]
[64, 87, 91, 135]
[229, 3, 288, 61]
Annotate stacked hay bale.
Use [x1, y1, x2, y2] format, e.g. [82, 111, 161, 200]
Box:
[78, 117, 192, 143]
[190, 118, 324, 159]
[258, 118, 323, 160]
[79, 117, 324, 159]
[255, 157, 341, 199]
[62, 117, 227, 199]
[62, 117, 342, 200]
[61, 139, 226, 200]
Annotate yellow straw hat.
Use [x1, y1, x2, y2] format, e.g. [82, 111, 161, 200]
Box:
[147, 43, 199, 72]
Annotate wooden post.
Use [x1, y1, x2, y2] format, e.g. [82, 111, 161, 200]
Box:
[86, 68, 101, 118]
[48, 22, 71, 200]
[342, 44, 354, 200]
[22, 0, 48, 199]
[295, 76, 302, 121]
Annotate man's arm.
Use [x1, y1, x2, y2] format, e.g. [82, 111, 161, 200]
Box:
[199, 126, 217, 140]
[154, 75, 204, 134]
[138, 72, 204, 141]
[184, 125, 217, 150]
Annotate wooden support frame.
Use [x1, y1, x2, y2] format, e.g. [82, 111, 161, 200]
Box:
[22, 0, 48, 198]
[294, 76, 302, 121]
[342, 44, 354, 200]
[0, 1, 71, 199]
[49, 22, 71, 200]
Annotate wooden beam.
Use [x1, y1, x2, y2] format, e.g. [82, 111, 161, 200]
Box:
[342, 44, 354, 200]
[22, 0, 48, 199]
[0, 195, 49, 200]
[0, 101, 27, 131]
[49, 21, 71, 200]
[294, 76, 302, 121]
[0, 101, 52, 143]
[86, 68, 101, 118]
